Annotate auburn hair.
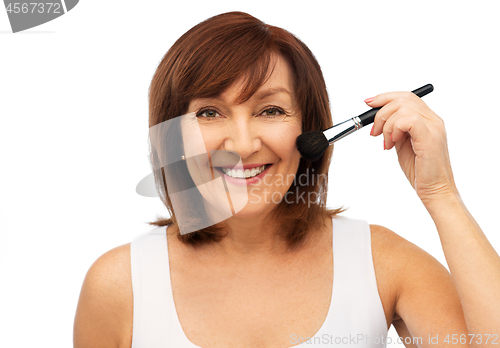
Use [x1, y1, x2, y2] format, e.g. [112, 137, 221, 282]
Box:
[148, 11, 347, 250]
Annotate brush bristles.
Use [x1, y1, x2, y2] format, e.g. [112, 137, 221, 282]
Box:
[296, 131, 329, 161]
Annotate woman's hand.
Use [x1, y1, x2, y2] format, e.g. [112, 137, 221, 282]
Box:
[366, 91, 459, 207]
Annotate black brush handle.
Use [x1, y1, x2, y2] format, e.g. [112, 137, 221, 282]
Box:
[358, 84, 434, 127]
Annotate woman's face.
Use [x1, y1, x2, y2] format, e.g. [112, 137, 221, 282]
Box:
[183, 55, 302, 220]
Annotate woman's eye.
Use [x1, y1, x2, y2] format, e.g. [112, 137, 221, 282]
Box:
[197, 109, 220, 119]
[261, 108, 284, 117]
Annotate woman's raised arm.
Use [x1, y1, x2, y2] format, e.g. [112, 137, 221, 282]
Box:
[368, 91, 500, 344]
[423, 193, 500, 338]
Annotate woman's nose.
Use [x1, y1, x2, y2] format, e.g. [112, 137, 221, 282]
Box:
[223, 119, 262, 159]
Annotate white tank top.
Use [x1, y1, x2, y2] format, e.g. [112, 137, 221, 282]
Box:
[130, 215, 389, 347]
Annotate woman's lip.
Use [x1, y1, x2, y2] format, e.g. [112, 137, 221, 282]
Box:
[213, 163, 270, 170]
[215, 164, 273, 186]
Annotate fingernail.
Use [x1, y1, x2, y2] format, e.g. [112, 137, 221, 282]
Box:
[383, 140, 386, 150]
[370, 125, 374, 136]
[364, 96, 376, 103]
[390, 133, 393, 141]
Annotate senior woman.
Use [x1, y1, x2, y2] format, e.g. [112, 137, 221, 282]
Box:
[74, 11, 500, 348]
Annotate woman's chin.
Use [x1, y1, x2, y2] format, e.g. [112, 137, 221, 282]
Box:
[231, 202, 276, 219]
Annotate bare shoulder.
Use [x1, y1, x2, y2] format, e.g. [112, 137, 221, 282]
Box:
[74, 243, 133, 348]
[369, 223, 454, 293]
[369, 224, 433, 272]
[369, 224, 467, 343]
[368, 224, 449, 315]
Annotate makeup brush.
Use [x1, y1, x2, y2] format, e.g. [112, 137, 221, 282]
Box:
[296, 84, 434, 161]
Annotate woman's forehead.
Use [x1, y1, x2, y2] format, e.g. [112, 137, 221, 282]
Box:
[192, 56, 295, 106]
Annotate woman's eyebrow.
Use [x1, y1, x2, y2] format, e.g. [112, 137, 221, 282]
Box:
[254, 87, 292, 100]
[190, 87, 292, 106]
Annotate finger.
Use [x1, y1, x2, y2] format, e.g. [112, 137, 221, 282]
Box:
[393, 131, 411, 154]
[381, 106, 407, 150]
[365, 90, 420, 109]
[391, 112, 432, 152]
[371, 100, 401, 137]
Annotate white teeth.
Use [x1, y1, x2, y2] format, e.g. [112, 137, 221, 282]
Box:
[220, 165, 268, 179]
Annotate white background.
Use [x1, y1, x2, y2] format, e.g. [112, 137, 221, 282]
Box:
[1, 1, 499, 347]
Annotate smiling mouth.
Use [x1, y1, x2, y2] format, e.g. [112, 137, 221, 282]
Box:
[214, 164, 271, 179]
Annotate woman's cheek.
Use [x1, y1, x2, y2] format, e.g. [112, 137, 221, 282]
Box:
[199, 130, 224, 160]
[267, 122, 301, 158]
